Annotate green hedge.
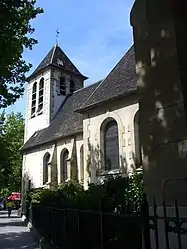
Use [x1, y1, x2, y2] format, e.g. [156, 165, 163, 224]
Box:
[26, 170, 144, 214]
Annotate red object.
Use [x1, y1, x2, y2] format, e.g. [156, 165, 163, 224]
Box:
[7, 192, 21, 201]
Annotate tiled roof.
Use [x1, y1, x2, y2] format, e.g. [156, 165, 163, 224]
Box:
[77, 46, 136, 112]
[27, 45, 88, 81]
[21, 81, 101, 152]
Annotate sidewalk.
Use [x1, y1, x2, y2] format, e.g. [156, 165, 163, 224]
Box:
[0, 210, 39, 249]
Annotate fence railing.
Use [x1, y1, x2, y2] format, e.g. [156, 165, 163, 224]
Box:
[31, 205, 143, 249]
[30, 200, 187, 249]
[148, 200, 187, 249]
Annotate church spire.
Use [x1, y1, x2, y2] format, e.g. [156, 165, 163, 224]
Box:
[56, 28, 60, 46]
[26, 45, 88, 81]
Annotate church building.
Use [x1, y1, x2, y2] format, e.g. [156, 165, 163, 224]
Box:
[21, 44, 141, 192]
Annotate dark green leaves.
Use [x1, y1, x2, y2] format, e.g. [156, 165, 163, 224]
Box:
[0, 111, 24, 194]
[0, 0, 43, 108]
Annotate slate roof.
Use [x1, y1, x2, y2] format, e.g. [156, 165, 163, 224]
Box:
[27, 45, 88, 81]
[77, 46, 137, 112]
[21, 81, 101, 152]
[22, 45, 137, 152]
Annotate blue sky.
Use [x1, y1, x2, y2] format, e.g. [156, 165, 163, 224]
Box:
[7, 0, 135, 116]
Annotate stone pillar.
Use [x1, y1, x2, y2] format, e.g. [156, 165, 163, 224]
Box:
[70, 139, 78, 180]
[130, 0, 187, 205]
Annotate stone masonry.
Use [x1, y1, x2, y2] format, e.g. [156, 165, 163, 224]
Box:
[131, 0, 187, 205]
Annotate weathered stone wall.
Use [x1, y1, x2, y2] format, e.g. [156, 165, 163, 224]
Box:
[56, 137, 75, 183]
[51, 68, 84, 120]
[22, 134, 84, 192]
[131, 0, 187, 205]
[82, 96, 139, 189]
[22, 144, 55, 188]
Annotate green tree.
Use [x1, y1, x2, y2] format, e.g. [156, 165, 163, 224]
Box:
[0, 111, 24, 193]
[0, 0, 43, 108]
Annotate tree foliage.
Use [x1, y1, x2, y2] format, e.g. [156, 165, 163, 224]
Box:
[0, 0, 43, 108]
[0, 111, 24, 194]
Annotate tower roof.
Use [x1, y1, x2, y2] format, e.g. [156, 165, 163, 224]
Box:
[27, 45, 88, 81]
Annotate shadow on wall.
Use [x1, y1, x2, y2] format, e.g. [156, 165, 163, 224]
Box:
[130, 0, 187, 204]
[86, 138, 142, 184]
[21, 172, 33, 214]
[22, 172, 33, 192]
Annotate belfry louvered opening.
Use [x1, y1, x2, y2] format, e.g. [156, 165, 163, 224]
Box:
[38, 78, 44, 114]
[31, 82, 37, 117]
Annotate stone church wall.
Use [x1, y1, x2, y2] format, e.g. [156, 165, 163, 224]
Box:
[23, 97, 140, 190]
[83, 96, 139, 188]
[22, 143, 55, 189]
[56, 134, 84, 184]
[23, 134, 84, 190]
[51, 69, 83, 120]
[56, 137, 74, 183]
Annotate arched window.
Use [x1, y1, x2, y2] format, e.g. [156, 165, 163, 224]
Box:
[31, 82, 37, 117]
[80, 145, 84, 182]
[60, 77, 66, 95]
[38, 78, 44, 114]
[60, 149, 69, 182]
[70, 80, 75, 94]
[103, 119, 119, 171]
[134, 111, 142, 167]
[43, 152, 50, 185]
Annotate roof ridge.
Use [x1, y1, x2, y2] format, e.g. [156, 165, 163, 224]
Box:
[78, 46, 134, 111]
[77, 45, 136, 112]
[80, 45, 133, 109]
[51, 95, 69, 121]
[50, 45, 56, 64]
[73, 79, 103, 94]
[78, 79, 105, 109]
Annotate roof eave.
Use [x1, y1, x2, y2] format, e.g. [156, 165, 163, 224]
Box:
[26, 65, 50, 82]
[76, 88, 138, 113]
[26, 64, 88, 82]
[20, 130, 83, 153]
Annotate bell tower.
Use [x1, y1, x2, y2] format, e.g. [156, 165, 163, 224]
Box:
[24, 44, 88, 142]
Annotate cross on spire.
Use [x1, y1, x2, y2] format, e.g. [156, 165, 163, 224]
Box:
[56, 28, 60, 45]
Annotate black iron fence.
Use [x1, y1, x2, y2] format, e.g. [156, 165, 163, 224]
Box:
[30, 200, 187, 249]
[31, 205, 143, 249]
[148, 200, 187, 249]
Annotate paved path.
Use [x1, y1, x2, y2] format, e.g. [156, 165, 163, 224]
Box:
[0, 210, 39, 249]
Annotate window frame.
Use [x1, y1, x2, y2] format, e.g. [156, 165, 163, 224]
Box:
[60, 77, 66, 95]
[103, 119, 120, 171]
[37, 78, 44, 115]
[70, 80, 75, 94]
[31, 82, 37, 118]
[43, 152, 50, 185]
[60, 149, 69, 182]
[80, 145, 84, 183]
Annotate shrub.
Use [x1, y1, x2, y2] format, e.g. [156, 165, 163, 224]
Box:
[26, 170, 144, 214]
